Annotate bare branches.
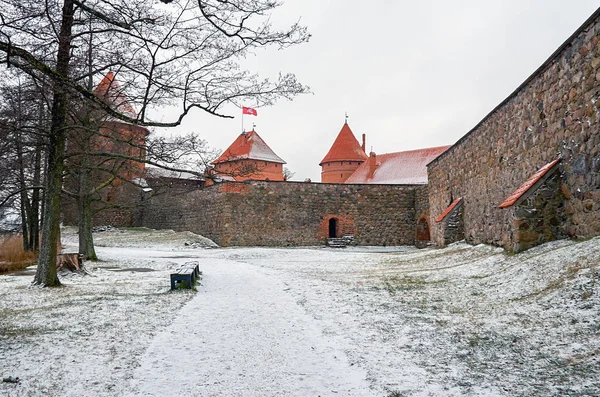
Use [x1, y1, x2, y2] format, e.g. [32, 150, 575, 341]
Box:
[0, 186, 44, 209]
[1, 0, 310, 126]
[0, 0, 310, 282]
[197, 0, 309, 48]
[72, 0, 131, 29]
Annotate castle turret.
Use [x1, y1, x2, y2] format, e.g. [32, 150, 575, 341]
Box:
[210, 129, 286, 183]
[319, 122, 368, 183]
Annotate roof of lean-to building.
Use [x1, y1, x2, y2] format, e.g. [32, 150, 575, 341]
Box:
[320, 122, 368, 165]
[435, 197, 464, 223]
[498, 158, 561, 208]
[212, 129, 286, 165]
[93, 72, 138, 119]
[345, 145, 451, 184]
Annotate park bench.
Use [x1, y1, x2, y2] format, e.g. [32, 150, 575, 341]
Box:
[170, 261, 200, 290]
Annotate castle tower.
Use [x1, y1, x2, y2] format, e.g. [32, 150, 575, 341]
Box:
[320, 121, 367, 183]
[62, 72, 150, 227]
[88, 72, 149, 183]
[210, 129, 286, 182]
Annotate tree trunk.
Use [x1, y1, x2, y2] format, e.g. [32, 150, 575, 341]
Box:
[77, 196, 97, 260]
[33, 0, 74, 287]
[16, 131, 31, 252]
[77, 154, 97, 263]
[76, 28, 98, 262]
[29, 135, 42, 252]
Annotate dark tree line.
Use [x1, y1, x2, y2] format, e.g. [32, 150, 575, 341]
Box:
[0, 0, 309, 286]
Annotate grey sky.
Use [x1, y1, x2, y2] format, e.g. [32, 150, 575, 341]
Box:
[160, 0, 600, 181]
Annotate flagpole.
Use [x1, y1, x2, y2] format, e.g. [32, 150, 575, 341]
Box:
[241, 111, 244, 133]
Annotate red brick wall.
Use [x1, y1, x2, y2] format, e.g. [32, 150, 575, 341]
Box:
[321, 160, 364, 183]
[213, 159, 284, 182]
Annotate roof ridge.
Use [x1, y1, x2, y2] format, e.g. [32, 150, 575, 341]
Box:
[212, 130, 286, 165]
[320, 123, 367, 165]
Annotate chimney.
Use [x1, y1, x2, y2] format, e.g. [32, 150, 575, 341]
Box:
[368, 152, 377, 179]
[362, 134, 366, 153]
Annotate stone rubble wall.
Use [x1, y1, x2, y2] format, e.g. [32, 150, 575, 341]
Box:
[508, 171, 569, 252]
[440, 203, 465, 246]
[141, 181, 429, 247]
[428, 10, 600, 249]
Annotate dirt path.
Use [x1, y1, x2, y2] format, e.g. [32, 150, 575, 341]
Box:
[128, 256, 375, 397]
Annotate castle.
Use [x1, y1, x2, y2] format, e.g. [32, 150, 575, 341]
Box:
[82, 7, 600, 252]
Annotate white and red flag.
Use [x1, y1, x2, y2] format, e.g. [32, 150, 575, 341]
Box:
[242, 106, 258, 116]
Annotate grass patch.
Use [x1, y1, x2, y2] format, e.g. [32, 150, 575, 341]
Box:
[0, 234, 63, 273]
[0, 235, 36, 273]
[382, 275, 447, 295]
[0, 326, 45, 337]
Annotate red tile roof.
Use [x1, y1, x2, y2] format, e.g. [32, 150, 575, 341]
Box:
[498, 159, 561, 208]
[93, 72, 138, 119]
[320, 123, 368, 165]
[212, 130, 286, 165]
[345, 145, 451, 184]
[435, 198, 463, 223]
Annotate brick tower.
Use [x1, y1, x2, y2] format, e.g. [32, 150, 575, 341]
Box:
[209, 129, 286, 183]
[320, 121, 368, 183]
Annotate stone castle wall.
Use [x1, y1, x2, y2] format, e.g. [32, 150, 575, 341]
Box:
[428, 10, 600, 249]
[141, 181, 428, 247]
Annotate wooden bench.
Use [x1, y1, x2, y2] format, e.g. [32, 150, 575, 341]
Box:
[170, 261, 200, 290]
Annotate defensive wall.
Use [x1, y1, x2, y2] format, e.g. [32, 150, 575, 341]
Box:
[428, 9, 600, 250]
[140, 180, 429, 247]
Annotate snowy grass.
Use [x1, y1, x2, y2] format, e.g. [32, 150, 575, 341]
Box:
[1, 229, 599, 396]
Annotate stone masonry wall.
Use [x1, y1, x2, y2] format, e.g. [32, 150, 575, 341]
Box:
[439, 203, 465, 246]
[428, 10, 600, 249]
[507, 170, 568, 252]
[141, 181, 428, 247]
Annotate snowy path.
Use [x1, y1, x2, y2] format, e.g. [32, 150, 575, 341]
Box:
[128, 256, 376, 397]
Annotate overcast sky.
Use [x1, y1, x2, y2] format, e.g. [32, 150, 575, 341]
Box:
[159, 0, 600, 182]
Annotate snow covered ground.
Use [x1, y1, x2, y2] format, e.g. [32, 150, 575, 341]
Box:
[1, 228, 599, 396]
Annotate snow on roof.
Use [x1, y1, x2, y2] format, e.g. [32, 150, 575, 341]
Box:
[212, 130, 286, 165]
[345, 146, 451, 184]
[145, 167, 204, 180]
[499, 159, 561, 208]
[93, 72, 138, 119]
[320, 123, 368, 165]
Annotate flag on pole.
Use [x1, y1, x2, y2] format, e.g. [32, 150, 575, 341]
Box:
[242, 106, 258, 116]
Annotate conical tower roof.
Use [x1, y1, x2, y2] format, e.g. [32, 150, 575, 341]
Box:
[320, 122, 367, 165]
[212, 130, 286, 165]
[93, 72, 137, 119]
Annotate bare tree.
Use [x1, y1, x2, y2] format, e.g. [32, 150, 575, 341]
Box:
[0, 74, 49, 251]
[0, 0, 309, 286]
[283, 167, 295, 181]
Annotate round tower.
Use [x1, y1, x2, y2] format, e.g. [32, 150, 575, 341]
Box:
[319, 121, 368, 183]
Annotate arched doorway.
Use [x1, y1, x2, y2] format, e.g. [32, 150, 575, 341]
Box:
[416, 215, 430, 244]
[329, 218, 338, 238]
